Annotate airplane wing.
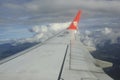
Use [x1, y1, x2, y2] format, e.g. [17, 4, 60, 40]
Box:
[0, 10, 113, 80]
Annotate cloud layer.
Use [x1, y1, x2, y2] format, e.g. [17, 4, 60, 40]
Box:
[0, 0, 120, 24]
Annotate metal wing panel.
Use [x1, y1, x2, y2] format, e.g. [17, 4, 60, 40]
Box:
[61, 33, 113, 80]
[0, 31, 69, 80]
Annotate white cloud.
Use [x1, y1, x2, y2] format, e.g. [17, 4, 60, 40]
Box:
[102, 27, 112, 34]
[80, 27, 120, 51]
[15, 22, 70, 43]
[30, 25, 44, 33]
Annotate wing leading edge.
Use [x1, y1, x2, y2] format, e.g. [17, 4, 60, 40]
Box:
[0, 10, 113, 80]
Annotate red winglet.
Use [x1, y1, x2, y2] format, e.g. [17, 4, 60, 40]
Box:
[67, 10, 82, 30]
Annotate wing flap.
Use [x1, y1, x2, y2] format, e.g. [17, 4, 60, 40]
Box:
[61, 34, 113, 80]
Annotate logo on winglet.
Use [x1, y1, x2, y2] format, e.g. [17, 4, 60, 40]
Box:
[73, 21, 78, 27]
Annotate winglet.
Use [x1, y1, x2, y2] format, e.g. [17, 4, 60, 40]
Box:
[67, 10, 82, 30]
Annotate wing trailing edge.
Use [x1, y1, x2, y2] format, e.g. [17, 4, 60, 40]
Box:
[67, 10, 82, 30]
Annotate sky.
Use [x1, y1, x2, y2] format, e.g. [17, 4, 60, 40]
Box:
[0, 0, 120, 23]
[0, 0, 120, 43]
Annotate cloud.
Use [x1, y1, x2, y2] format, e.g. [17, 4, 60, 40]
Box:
[15, 22, 70, 44]
[0, 0, 120, 24]
[30, 22, 70, 41]
[102, 27, 112, 34]
[80, 27, 120, 51]
[79, 16, 120, 51]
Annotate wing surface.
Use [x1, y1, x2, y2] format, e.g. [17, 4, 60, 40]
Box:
[0, 10, 113, 80]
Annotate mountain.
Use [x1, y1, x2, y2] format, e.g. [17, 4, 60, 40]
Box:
[0, 42, 38, 60]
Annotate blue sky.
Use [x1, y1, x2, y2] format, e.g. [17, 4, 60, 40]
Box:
[0, 0, 120, 42]
[0, 25, 33, 40]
